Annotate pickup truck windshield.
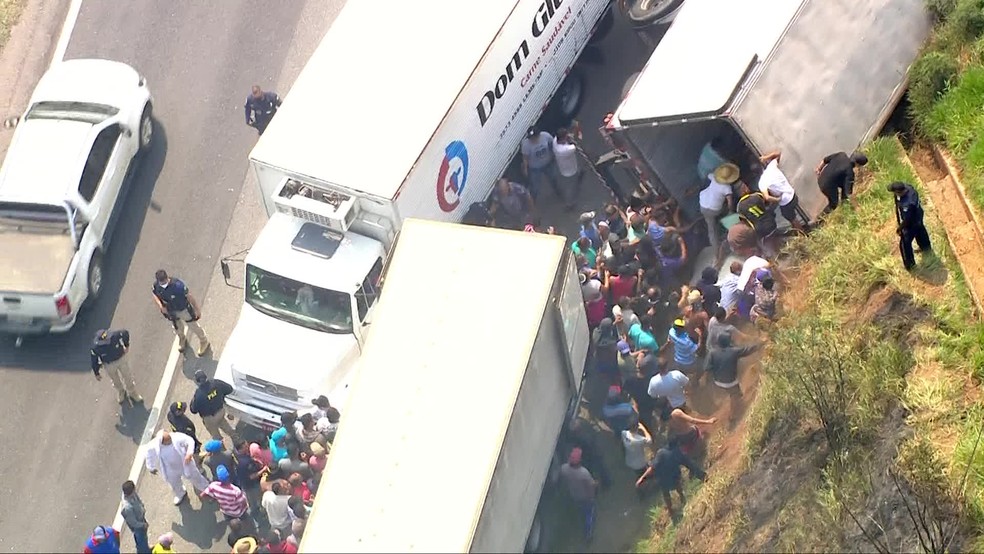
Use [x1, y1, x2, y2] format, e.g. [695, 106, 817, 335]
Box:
[245, 264, 354, 334]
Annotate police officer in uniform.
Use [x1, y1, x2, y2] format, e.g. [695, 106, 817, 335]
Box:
[190, 369, 236, 440]
[244, 85, 282, 135]
[91, 328, 142, 404]
[152, 269, 209, 356]
[889, 181, 932, 270]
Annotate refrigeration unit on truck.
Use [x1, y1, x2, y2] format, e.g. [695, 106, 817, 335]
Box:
[605, 0, 930, 221]
[216, 0, 613, 430]
[298, 219, 590, 554]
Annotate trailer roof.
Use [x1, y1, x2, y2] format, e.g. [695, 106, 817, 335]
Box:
[614, 0, 805, 126]
[249, 0, 522, 200]
[299, 219, 567, 553]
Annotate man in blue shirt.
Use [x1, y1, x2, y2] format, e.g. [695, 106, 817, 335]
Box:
[152, 269, 210, 356]
[889, 182, 932, 270]
[661, 318, 700, 382]
[244, 85, 282, 135]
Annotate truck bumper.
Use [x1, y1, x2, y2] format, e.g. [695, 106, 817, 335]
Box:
[0, 312, 77, 336]
[224, 394, 285, 434]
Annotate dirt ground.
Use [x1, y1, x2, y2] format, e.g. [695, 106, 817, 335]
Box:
[544, 321, 766, 553]
[908, 146, 984, 315]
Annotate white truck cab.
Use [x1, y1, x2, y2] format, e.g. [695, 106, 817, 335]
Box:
[216, 186, 386, 430]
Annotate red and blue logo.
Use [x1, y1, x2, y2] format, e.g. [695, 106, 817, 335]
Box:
[436, 140, 469, 213]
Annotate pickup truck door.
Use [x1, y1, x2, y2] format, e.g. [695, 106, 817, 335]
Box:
[77, 123, 125, 245]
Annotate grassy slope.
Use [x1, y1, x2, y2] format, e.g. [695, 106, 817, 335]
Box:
[644, 137, 984, 552]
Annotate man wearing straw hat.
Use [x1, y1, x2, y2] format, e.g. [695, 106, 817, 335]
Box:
[699, 162, 737, 261]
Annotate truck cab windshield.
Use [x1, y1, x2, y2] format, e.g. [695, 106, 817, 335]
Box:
[246, 264, 354, 334]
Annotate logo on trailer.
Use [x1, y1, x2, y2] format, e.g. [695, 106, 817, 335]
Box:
[436, 140, 469, 212]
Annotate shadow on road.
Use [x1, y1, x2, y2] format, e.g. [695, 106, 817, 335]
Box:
[179, 349, 217, 382]
[0, 121, 169, 370]
[115, 399, 152, 444]
[172, 496, 226, 549]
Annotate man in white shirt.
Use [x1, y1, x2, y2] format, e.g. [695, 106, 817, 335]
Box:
[552, 127, 581, 209]
[699, 163, 737, 258]
[718, 261, 743, 313]
[757, 150, 807, 230]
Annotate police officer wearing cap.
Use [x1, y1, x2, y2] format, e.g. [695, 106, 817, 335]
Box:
[244, 85, 282, 135]
[91, 328, 142, 404]
[889, 181, 933, 270]
[190, 369, 236, 440]
[152, 269, 209, 356]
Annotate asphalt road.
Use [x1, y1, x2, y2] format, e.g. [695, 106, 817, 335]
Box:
[0, 1, 335, 551]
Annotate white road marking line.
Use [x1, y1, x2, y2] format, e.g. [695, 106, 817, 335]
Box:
[50, 0, 84, 66]
[112, 336, 182, 531]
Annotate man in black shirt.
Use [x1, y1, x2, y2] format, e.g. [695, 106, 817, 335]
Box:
[623, 354, 660, 433]
[190, 369, 236, 440]
[152, 269, 209, 356]
[90, 329, 142, 404]
[244, 85, 282, 135]
[890, 181, 932, 270]
[736, 181, 780, 256]
[816, 152, 868, 214]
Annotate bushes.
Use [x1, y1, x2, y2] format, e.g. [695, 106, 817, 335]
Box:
[944, 0, 984, 45]
[927, 0, 958, 23]
[909, 52, 959, 137]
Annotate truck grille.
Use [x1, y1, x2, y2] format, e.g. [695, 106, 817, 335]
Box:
[244, 375, 298, 400]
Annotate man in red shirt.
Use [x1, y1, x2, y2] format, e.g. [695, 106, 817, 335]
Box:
[200, 465, 254, 528]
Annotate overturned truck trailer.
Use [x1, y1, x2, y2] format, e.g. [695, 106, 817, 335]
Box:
[607, 0, 932, 219]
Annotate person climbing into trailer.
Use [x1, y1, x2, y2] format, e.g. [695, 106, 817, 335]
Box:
[756, 150, 810, 231]
[889, 181, 932, 270]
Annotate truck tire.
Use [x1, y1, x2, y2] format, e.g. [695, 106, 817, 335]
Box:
[626, 0, 685, 27]
[555, 70, 585, 124]
[138, 103, 153, 152]
[588, 5, 615, 44]
[525, 512, 548, 553]
[84, 250, 104, 309]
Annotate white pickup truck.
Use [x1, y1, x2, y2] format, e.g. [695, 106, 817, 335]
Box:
[0, 59, 153, 345]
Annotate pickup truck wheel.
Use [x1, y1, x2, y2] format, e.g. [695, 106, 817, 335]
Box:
[626, 0, 685, 27]
[86, 251, 104, 305]
[138, 104, 153, 152]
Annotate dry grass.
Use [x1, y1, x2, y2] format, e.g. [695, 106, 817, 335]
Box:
[0, 0, 26, 53]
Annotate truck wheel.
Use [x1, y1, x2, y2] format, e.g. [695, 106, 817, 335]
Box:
[588, 5, 615, 44]
[85, 250, 104, 307]
[525, 512, 548, 553]
[555, 70, 585, 123]
[626, 0, 685, 27]
[138, 103, 153, 152]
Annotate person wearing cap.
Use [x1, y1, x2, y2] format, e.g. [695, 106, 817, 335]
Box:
[190, 369, 236, 440]
[757, 150, 809, 230]
[120, 480, 151, 554]
[245, 85, 282, 135]
[307, 441, 328, 473]
[146, 430, 210, 505]
[203, 439, 238, 485]
[559, 447, 598, 541]
[167, 401, 201, 456]
[578, 211, 602, 248]
[520, 126, 559, 200]
[90, 328, 142, 405]
[151, 532, 175, 554]
[152, 269, 209, 356]
[660, 318, 700, 381]
[201, 464, 252, 524]
[315, 406, 341, 444]
[816, 151, 868, 213]
[83, 525, 121, 554]
[647, 356, 690, 410]
[889, 181, 932, 270]
[232, 535, 259, 554]
[700, 163, 737, 259]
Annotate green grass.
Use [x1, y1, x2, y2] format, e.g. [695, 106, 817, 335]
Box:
[0, 0, 26, 53]
[658, 137, 984, 551]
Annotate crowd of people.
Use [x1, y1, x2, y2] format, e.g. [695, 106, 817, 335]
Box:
[470, 122, 872, 542]
[84, 375, 341, 554]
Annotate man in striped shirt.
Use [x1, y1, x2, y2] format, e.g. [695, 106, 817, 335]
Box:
[201, 465, 253, 527]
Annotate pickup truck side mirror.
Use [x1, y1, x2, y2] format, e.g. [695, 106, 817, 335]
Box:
[122, 127, 133, 138]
